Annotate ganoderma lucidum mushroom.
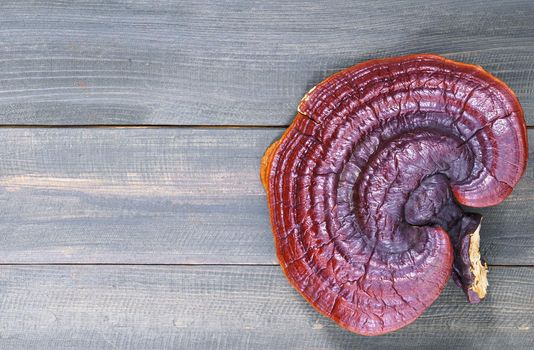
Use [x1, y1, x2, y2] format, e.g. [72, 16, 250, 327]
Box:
[260, 54, 527, 335]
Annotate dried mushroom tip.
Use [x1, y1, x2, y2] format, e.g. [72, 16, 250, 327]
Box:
[468, 223, 488, 301]
[452, 213, 488, 304]
[262, 54, 527, 335]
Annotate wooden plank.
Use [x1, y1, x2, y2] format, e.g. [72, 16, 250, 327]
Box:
[0, 0, 532, 126]
[0, 265, 531, 349]
[0, 127, 532, 265]
[0, 127, 277, 264]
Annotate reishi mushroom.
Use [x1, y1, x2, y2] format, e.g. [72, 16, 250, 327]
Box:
[260, 54, 527, 335]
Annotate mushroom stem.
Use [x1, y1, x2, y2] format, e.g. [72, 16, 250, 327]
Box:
[468, 223, 489, 301]
[452, 215, 488, 303]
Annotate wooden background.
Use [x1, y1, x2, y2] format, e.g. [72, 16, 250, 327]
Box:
[0, 1, 532, 349]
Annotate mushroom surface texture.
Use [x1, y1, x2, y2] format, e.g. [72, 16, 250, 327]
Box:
[260, 54, 528, 335]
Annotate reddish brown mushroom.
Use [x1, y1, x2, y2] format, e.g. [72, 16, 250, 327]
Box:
[260, 54, 527, 335]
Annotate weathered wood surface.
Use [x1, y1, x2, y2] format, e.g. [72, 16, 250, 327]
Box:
[0, 265, 531, 350]
[0, 127, 531, 265]
[0, 0, 532, 125]
[0, 1, 532, 348]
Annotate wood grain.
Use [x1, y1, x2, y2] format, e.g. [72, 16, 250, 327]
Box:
[0, 2, 530, 348]
[0, 0, 531, 125]
[0, 127, 531, 265]
[0, 265, 531, 349]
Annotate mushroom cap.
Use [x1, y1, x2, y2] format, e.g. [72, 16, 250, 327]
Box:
[261, 54, 527, 335]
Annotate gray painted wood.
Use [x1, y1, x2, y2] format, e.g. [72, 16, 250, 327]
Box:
[0, 265, 531, 349]
[0, 127, 531, 265]
[0, 2, 530, 348]
[0, 0, 532, 125]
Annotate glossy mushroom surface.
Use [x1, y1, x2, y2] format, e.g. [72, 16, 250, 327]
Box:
[261, 54, 527, 335]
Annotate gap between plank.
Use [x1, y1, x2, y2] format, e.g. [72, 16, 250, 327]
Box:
[0, 124, 529, 129]
[0, 263, 529, 267]
[0, 124, 288, 129]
